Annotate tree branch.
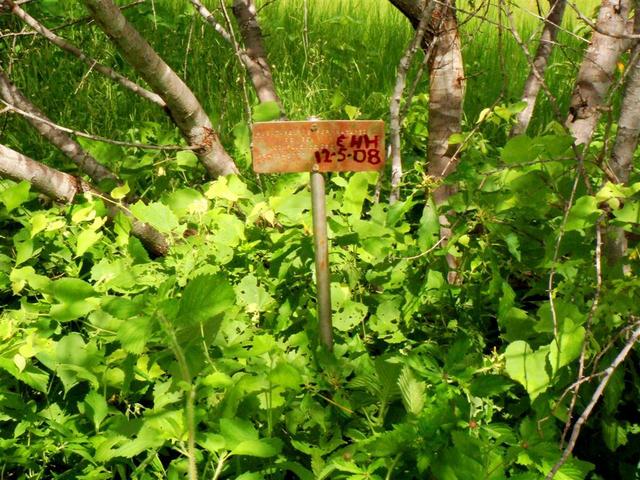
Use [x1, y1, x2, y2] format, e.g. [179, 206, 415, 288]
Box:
[0, 67, 118, 184]
[3, 0, 166, 108]
[82, 0, 238, 178]
[0, 144, 168, 256]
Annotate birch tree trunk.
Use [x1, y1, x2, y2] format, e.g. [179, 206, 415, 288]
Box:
[426, 0, 465, 284]
[566, 0, 632, 145]
[232, 0, 284, 109]
[512, 0, 567, 136]
[81, 0, 238, 178]
[605, 7, 640, 271]
[0, 144, 168, 256]
[0, 68, 118, 185]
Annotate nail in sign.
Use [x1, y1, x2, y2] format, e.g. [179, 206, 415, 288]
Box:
[251, 120, 385, 173]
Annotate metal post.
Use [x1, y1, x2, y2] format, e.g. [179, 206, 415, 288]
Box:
[310, 168, 333, 351]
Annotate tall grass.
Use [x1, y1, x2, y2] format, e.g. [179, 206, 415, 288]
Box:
[3, 0, 606, 175]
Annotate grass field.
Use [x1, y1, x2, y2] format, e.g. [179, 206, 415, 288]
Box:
[5, 0, 605, 173]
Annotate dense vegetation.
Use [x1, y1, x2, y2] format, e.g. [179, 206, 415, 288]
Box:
[1, 1, 639, 479]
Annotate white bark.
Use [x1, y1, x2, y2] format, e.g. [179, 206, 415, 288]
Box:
[566, 0, 632, 145]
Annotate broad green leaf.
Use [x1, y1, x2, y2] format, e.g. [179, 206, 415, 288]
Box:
[166, 188, 207, 217]
[176, 150, 198, 168]
[220, 418, 258, 448]
[549, 321, 585, 376]
[602, 419, 628, 451]
[178, 274, 235, 324]
[84, 390, 109, 432]
[614, 200, 639, 223]
[565, 196, 602, 232]
[344, 104, 360, 120]
[76, 229, 103, 256]
[269, 363, 302, 390]
[50, 278, 99, 321]
[9, 266, 50, 294]
[417, 198, 440, 250]
[0, 181, 30, 212]
[341, 173, 371, 216]
[502, 135, 535, 164]
[236, 274, 275, 314]
[30, 213, 48, 237]
[117, 316, 153, 354]
[504, 341, 550, 400]
[470, 375, 514, 397]
[333, 300, 367, 331]
[253, 101, 281, 122]
[398, 366, 425, 415]
[130, 201, 179, 233]
[232, 438, 283, 458]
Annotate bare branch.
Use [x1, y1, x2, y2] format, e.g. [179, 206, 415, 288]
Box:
[389, 0, 435, 203]
[0, 67, 118, 184]
[3, 0, 166, 108]
[1, 99, 197, 152]
[512, 0, 567, 136]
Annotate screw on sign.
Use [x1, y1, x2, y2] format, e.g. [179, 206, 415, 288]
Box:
[251, 120, 386, 350]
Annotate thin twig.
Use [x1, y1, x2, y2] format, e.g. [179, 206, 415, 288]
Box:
[546, 323, 640, 479]
[2, 100, 197, 151]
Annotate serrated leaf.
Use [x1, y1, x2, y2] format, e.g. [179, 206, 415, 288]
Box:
[179, 274, 235, 323]
[84, 390, 109, 432]
[130, 201, 179, 233]
[398, 366, 425, 415]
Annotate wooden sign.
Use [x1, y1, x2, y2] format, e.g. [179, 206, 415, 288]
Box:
[251, 120, 385, 173]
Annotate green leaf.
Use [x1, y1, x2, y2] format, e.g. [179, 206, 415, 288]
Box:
[117, 316, 153, 354]
[176, 150, 198, 168]
[236, 274, 274, 314]
[469, 375, 514, 397]
[0, 181, 30, 212]
[565, 196, 602, 232]
[110, 182, 130, 200]
[269, 363, 302, 390]
[418, 198, 440, 250]
[178, 274, 235, 324]
[398, 366, 425, 415]
[253, 101, 281, 122]
[333, 301, 367, 331]
[602, 419, 628, 451]
[502, 135, 535, 164]
[84, 390, 109, 432]
[220, 418, 258, 448]
[130, 201, 179, 233]
[76, 229, 103, 256]
[50, 278, 99, 321]
[344, 104, 360, 120]
[232, 438, 283, 458]
[166, 188, 206, 217]
[549, 321, 585, 376]
[504, 341, 550, 400]
[614, 200, 640, 224]
[341, 173, 371, 216]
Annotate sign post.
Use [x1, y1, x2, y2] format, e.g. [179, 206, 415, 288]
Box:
[252, 120, 385, 350]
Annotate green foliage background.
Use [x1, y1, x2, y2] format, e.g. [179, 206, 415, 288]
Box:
[0, 0, 639, 479]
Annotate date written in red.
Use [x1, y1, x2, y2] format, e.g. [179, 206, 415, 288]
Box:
[314, 134, 381, 165]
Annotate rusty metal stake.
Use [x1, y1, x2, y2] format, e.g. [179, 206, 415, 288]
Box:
[310, 168, 333, 351]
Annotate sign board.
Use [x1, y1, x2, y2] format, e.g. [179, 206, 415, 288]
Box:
[251, 120, 385, 173]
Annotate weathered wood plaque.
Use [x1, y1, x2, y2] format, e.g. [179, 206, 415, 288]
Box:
[252, 120, 385, 173]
